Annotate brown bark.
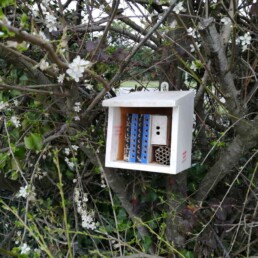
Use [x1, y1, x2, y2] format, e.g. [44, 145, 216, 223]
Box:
[166, 173, 187, 249]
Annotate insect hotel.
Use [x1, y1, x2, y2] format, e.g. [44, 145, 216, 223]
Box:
[102, 91, 194, 174]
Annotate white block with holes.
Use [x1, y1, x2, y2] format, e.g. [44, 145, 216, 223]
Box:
[151, 115, 168, 145]
[102, 91, 195, 174]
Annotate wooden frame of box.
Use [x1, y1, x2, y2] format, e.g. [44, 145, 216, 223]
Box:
[102, 91, 194, 174]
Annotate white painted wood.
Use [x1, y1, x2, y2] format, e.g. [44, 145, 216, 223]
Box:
[170, 106, 179, 174]
[174, 93, 194, 173]
[105, 160, 171, 173]
[103, 91, 195, 174]
[102, 91, 192, 107]
[105, 107, 121, 162]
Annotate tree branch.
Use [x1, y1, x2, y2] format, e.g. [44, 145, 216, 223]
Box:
[198, 18, 242, 118]
[0, 21, 68, 69]
[117, 15, 160, 46]
[91, 0, 120, 60]
[73, 25, 158, 50]
[0, 84, 68, 97]
[0, 43, 53, 84]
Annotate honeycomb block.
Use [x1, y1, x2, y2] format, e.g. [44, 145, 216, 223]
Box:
[155, 146, 170, 165]
[129, 114, 138, 162]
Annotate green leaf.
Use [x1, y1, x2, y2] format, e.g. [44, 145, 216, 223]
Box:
[24, 133, 43, 151]
[20, 13, 27, 25]
[142, 235, 152, 252]
[0, 153, 9, 169]
[118, 208, 127, 220]
[0, 0, 15, 8]
[181, 250, 194, 258]
[19, 74, 29, 85]
[10, 170, 18, 180]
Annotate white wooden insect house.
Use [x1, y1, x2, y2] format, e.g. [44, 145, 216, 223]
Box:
[102, 91, 195, 174]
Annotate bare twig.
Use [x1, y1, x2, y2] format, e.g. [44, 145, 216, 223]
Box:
[0, 84, 68, 96]
[73, 25, 157, 50]
[91, 0, 120, 61]
[85, 0, 178, 113]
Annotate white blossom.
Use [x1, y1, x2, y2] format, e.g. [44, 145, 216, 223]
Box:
[101, 179, 106, 188]
[39, 59, 49, 71]
[20, 243, 31, 254]
[65, 157, 75, 169]
[10, 116, 21, 128]
[0, 101, 9, 111]
[72, 145, 79, 151]
[187, 27, 197, 38]
[190, 61, 198, 71]
[57, 73, 65, 84]
[86, 84, 93, 90]
[173, 2, 186, 14]
[74, 188, 80, 202]
[74, 115, 80, 121]
[73, 102, 81, 112]
[66, 56, 92, 82]
[6, 41, 18, 48]
[190, 42, 201, 52]
[17, 185, 29, 198]
[45, 14, 57, 32]
[238, 32, 251, 51]
[74, 188, 97, 230]
[83, 193, 88, 202]
[81, 211, 97, 230]
[221, 17, 231, 25]
[101, 174, 106, 188]
[64, 148, 70, 156]
[31, 8, 39, 17]
[99, 5, 105, 11]
[17, 185, 36, 201]
[112, 241, 121, 249]
[13, 99, 19, 106]
[240, 33, 252, 45]
[170, 20, 178, 29]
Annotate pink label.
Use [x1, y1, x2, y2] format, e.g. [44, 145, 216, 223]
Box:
[182, 150, 187, 163]
[114, 125, 122, 136]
